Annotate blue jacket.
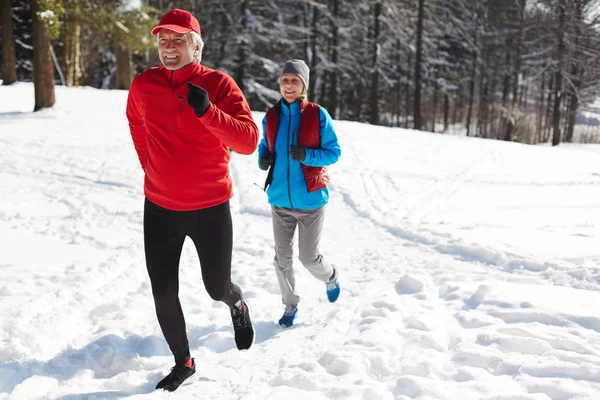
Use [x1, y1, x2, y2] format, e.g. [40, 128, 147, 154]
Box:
[258, 100, 341, 209]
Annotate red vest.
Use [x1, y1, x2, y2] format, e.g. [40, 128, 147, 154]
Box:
[265, 99, 330, 193]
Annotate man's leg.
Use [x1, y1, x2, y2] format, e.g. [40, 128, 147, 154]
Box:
[188, 201, 253, 350]
[297, 206, 334, 282]
[187, 201, 242, 307]
[144, 199, 189, 365]
[271, 206, 300, 306]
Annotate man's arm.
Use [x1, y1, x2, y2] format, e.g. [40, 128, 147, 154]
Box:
[126, 78, 148, 172]
[197, 76, 259, 155]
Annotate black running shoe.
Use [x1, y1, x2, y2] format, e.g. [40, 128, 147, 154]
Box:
[155, 358, 196, 392]
[231, 301, 254, 350]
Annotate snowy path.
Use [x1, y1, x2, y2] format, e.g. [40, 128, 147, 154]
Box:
[1, 84, 599, 399]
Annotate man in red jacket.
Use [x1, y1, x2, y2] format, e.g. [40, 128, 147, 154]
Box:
[126, 8, 258, 392]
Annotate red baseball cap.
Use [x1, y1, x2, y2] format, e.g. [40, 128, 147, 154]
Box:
[151, 9, 201, 36]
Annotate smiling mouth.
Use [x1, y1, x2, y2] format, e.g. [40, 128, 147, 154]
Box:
[164, 55, 178, 60]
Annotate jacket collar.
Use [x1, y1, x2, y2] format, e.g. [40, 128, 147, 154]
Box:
[280, 98, 307, 115]
[161, 60, 204, 85]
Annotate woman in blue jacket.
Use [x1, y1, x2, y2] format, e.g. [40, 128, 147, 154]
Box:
[258, 59, 342, 328]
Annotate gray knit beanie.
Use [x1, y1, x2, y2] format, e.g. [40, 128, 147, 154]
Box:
[281, 59, 310, 90]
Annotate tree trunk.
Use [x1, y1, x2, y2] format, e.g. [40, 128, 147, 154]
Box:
[0, 0, 17, 84]
[355, 82, 363, 121]
[466, 49, 477, 136]
[115, 46, 133, 90]
[413, 0, 424, 130]
[308, 5, 318, 102]
[443, 93, 449, 133]
[431, 80, 438, 132]
[453, 92, 462, 125]
[235, 0, 248, 92]
[64, 16, 81, 87]
[477, 78, 489, 138]
[487, 62, 500, 139]
[405, 51, 412, 128]
[563, 97, 571, 141]
[395, 39, 401, 127]
[303, 4, 309, 62]
[536, 68, 545, 143]
[544, 74, 554, 143]
[519, 71, 528, 109]
[565, 1, 585, 143]
[213, 8, 230, 69]
[327, 0, 339, 118]
[369, 2, 381, 125]
[32, 0, 55, 111]
[501, 44, 512, 140]
[565, 70, 579, 143]
[505, 0, 526, 142]
[552, 0, 566, 146]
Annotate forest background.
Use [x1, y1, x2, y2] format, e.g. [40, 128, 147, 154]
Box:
[1, 0, 600, 145]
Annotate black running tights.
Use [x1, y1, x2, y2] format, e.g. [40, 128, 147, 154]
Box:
[143, 198, 243, 364]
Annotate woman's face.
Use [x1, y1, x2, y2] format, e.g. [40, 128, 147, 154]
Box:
[280, 73, 304, 103]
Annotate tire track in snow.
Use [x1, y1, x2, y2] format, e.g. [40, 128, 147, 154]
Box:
[332, 175, 600, 292]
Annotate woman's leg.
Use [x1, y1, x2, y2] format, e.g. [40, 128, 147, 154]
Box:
[271, 206, 300, 306]
[297, 206, 334, 282]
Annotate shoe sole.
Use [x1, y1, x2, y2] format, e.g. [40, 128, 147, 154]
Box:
[156, 371, 197, 392]
[186, 371, 198, 385]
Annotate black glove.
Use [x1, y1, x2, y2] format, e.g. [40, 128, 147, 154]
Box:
[289, 145, 306, 162]
[259, 154, 274, 171]
[186, 82, 210, 117]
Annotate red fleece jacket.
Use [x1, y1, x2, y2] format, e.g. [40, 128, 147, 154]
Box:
[126, 61, 259, 211]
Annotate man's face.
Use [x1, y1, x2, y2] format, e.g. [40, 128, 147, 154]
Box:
[157, 29, 196, 70]
[280, 73, 304, 103]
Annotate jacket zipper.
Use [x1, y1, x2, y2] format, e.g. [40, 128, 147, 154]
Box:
[286, 110, 294, 209]
[169, 71, 176, 132]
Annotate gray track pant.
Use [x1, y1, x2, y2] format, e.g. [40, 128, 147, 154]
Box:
[271, 205, 334, 306]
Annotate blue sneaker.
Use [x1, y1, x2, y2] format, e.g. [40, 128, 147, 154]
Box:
[326, 270, 340, 303]
[278, 305, 298, 328]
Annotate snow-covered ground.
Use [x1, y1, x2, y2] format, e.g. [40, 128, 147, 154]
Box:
[1, 82, 600, 400]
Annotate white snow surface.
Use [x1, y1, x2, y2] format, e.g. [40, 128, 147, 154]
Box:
[1, 82, 600, 399]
